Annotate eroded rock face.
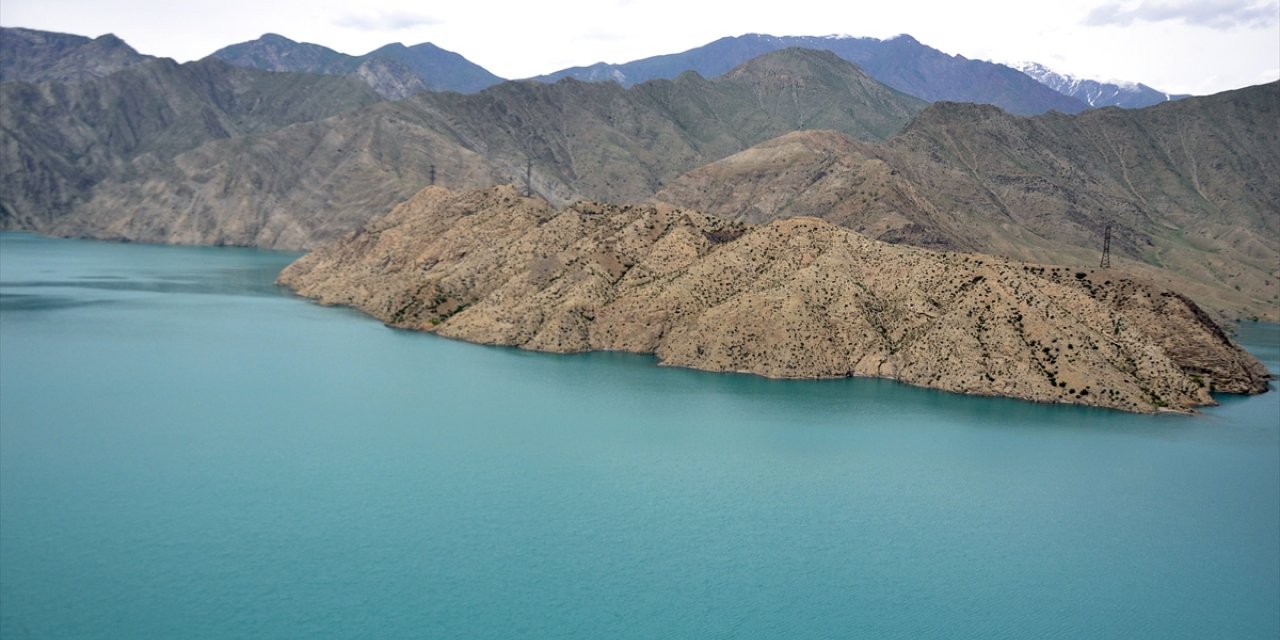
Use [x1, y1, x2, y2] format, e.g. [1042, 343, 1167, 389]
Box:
[279, 185, 1271, 413]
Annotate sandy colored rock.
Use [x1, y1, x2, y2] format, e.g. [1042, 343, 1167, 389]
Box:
[280, 185, 1271, 413]
[655, 83, 1280, 323]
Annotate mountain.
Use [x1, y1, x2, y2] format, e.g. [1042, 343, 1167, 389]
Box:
[8, 33, 1273, 322]
[654, 130, 965, 249]
[531, 33, 1088, 116]
[1014, 62, 1190, 108]
[361, 41, 503, 93]
[655, 82, 1280, 321]
[0, 26, 152, 83]
[210, 33, 504, 97]
[208, 33, 353, 75]
[279, 184, 1270, 413]
[39, 48, 926, 249]
[0, 56, 382, 232]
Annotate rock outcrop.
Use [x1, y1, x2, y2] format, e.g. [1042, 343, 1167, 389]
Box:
[279, 186, 1271, 413]
[354, 56, 428, 100]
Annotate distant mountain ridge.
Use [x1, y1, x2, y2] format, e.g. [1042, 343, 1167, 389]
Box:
[0, 27, 1195, 112]
[210, 33, 503, 98]
[1014, 61, 1190, 108]
[34, 48, 926, 249]
[0, 26, 153, 83]
[531, 33, 1089, 116]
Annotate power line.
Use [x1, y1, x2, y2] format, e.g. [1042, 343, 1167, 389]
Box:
[1100, 224, 1112, 269]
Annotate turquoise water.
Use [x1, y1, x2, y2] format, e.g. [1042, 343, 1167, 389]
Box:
[1, 232, 1277, 639]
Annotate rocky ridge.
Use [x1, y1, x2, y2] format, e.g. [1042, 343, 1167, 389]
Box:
[210, 33, 504, 97]
[41, 48, 925, 249]
[279, 185, 1271, 414]
[0, 27, 152, 83]
[0, 57, 382, 233]
[655, 82, 1280, 321]
[532, 33, 1087, 116]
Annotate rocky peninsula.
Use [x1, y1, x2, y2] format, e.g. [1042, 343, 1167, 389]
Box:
[278, 185, 1271, 413]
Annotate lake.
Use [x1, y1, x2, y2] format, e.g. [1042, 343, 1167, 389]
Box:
[1, 232, 1277, 639]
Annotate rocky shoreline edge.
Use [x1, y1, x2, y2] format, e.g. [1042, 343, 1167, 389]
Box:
[278, 185, 1272, 414]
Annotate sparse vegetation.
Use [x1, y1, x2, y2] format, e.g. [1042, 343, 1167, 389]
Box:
[278, 184, 1270, 415]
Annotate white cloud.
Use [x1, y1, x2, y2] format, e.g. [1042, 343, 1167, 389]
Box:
[1084, 0, 1279, 29]
[337, 9, 441, 31]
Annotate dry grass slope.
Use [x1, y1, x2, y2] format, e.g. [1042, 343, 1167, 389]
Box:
[280, 186, 1270, 413]
[655, 82, 1280, 321]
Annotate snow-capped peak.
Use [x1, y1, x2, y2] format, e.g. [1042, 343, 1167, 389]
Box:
[1011, 60, 1184, 109]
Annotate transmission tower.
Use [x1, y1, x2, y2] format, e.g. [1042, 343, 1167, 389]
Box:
[429, 164, 436, 186]
[525, 158, 533, 198]
[1099, 224, 1112, 269]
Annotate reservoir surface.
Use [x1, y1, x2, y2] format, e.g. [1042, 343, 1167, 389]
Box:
[1, 232, 1277, 639]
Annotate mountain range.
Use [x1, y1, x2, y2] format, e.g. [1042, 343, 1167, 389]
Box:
[29, 48, 926, 248]
[212, 32, 1084, 113]
[0, 55, 382, 231]
[1, 26, 1190, 112]
[530, 34, 1090, 116]
[203, 32, 1190, 115]
[654, 82, 1279, 321]
[1, 27, 1274, 323]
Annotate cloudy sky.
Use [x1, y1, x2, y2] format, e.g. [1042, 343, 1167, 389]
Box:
[2, 0, 1277, 95]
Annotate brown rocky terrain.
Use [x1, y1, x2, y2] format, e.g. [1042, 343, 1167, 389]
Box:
[652, 130, 966, 249]
[279, 185, 1271, 414]
[41, 48, 924, 249]
[655, 82, 1280, 321]
[0, 57, 382, 233]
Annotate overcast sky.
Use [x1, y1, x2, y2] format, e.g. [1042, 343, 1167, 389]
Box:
[2, 0, 1277, 95]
